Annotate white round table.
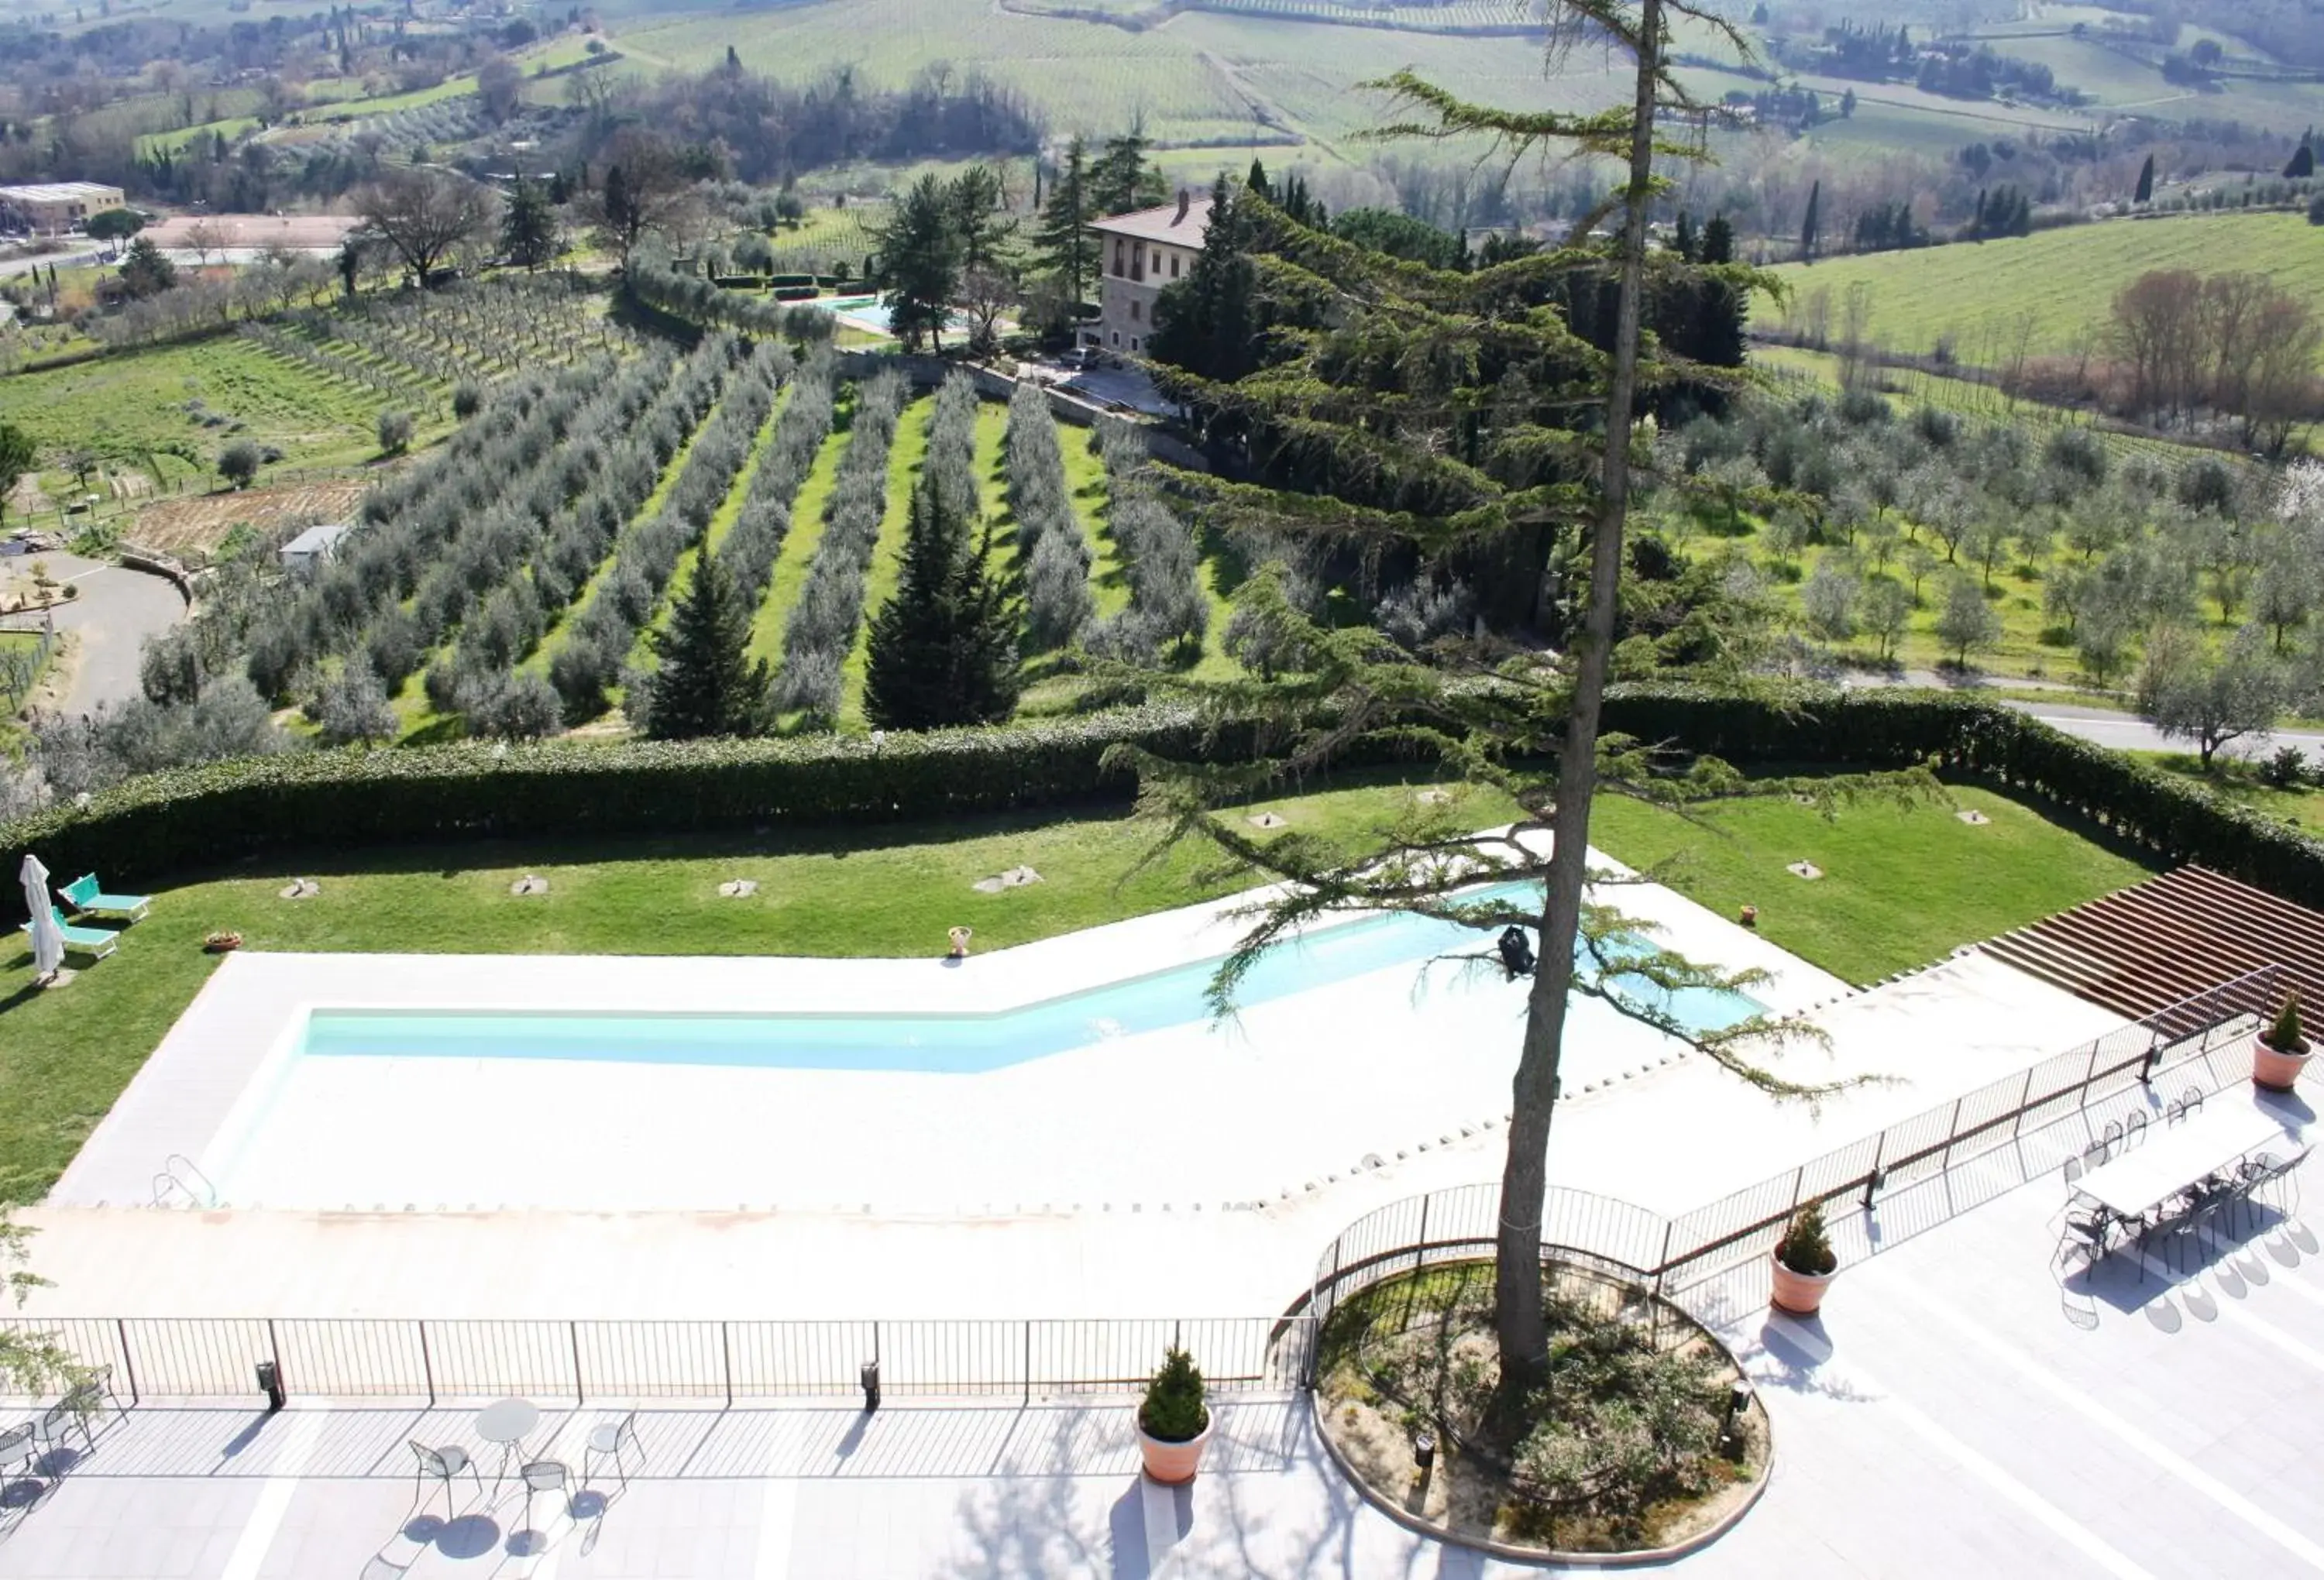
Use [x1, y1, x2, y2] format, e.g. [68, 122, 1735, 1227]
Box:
[476, 1396, 541, 1489]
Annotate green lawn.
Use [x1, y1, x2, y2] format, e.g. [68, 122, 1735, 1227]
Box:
[1768, 213, 2324, 371]
[2, 769, 2152, 1198]
[1589, 781, 2154, 987]
[3, 335, 414, 478]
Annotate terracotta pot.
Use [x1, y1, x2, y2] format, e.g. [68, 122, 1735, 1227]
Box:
[1136, 1413, 1212, 1484]
[2254, 1034, 2312, 1093]
[1769, 1252, 1834, 1316]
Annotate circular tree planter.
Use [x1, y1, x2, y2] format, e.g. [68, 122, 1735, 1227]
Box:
[2253, 1036, 2311, 1093]
[2254, 991, 2312, 1093]
[1769, 1256, 1834, 1316]
[1313, 1259, 1769, 1562]
[1136, 1416, 1213, 1484]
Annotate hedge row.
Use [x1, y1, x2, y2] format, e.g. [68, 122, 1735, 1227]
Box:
[9, 686, 2323, 922]
[0, 706, 1214, 917]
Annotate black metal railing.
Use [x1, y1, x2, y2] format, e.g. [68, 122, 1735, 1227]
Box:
[1306, 963, 2280, 1334]
[9, 966, 2277, 1408]
[0, 1315, 1316, 1409]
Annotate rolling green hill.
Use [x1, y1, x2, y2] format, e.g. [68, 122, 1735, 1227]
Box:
[1769, 211, 2324, 369]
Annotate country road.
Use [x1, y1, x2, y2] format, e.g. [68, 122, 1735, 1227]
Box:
[2007, 700, 2324, 762]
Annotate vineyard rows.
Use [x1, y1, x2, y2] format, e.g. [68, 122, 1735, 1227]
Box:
[713, 349, 839, 610]
[1088, 419, 1209, 663]
[555, 339, 791, 720]
[770, 369, 912, 724]
[1006, 381, 1099, 650]
[197, 351, 1209, 739]
[311, 98, 483, 156]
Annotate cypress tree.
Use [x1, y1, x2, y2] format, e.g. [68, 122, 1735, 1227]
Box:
[1800, 179, 1821, 260]
[645, 553, 764, 739]
[1700, 213, 1734, 264]
[2134, 153, 2155, 204]
[865, 472, 1020, 730]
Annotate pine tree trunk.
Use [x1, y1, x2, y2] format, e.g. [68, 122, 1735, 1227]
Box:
[1491, 0, 1663, 1417]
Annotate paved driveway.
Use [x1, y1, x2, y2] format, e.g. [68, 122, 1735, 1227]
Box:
[21, 551, 187, 716]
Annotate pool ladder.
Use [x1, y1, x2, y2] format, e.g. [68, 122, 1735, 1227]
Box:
[151, 1154, 218, 1208]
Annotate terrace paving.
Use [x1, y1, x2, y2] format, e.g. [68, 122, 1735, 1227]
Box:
[1, 1089, 2317, 1577]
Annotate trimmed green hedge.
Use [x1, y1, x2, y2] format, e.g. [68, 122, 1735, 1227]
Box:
[1, 706, 1216, 919]
[9, 687, 2322, 923]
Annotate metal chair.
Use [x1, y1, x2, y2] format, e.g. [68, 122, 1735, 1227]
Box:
[408, 1441, 480, 1516]
[0, 1421, 39, 1497]
[521, 1460, 572, 1531]
[29, 1396, 93, 1460]
[2064, 1155, 2084, 1187]
[583, 1409, 644, 1489]
[2101, 1118, 2124, 1155]
[2178, 1087, 2205, 1121]
[358, 1558, 412, 1580]
[2082, 1137, 2109, 1172]
[2123, 1108, 2148, 1149]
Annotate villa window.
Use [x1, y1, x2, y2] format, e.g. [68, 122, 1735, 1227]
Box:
[1113, 240, 1125, 276]
[1132, 243, 1145, 282]
[1131, 337, 1140, 352]
[1170, 254, 1180, 279]
[1129, 299, 1141, 322]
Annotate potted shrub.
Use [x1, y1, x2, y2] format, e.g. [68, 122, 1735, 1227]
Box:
[1771, 1200, 1838, 1316]
[1136, 1345, 1212, 1483]
[2254, 991, 2312, 1093]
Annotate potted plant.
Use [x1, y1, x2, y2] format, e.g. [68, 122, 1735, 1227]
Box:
[2254, 991, 2312, 1093]
[1136, 1345, 1212, 1483]
[1771, 1200, 1838, 1316]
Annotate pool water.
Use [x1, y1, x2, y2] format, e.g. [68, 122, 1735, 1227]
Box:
[301, 895, 1761, 1076]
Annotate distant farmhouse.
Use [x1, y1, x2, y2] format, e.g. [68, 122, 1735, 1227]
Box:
[0, 182, 126, 235]
[1086, 191, 1212, 356]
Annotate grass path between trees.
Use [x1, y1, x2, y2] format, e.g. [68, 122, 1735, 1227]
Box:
[837, 393, 937, 726]
[746, 388, 858, 667]
[0, 773, 2152, 1200]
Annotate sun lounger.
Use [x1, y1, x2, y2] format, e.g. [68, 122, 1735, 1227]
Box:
[22, 906, 118, 960]
[57, 874, 150, 922]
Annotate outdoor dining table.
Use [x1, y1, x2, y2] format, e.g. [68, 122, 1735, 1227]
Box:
[2073, 1102, 2291, 1219]
[475, 1396, 541, 1493]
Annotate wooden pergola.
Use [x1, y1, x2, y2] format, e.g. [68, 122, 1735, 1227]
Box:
[1982, 866, 2315, 1037]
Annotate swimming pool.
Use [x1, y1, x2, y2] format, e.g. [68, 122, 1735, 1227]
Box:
[299, 898, 1759, 1075]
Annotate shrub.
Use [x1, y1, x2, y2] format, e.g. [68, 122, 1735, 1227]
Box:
[218, 441, 262, 489]
[1138, 1346, 1208, 1443]
[2264, 991, 2309, 1055]
[313, 666, 400, 746]
[1776, 1200, 1837, 1276]
[452, 380, 483, 420]
[2264, 746, 2308, 790]
[377, 409, 416, 455]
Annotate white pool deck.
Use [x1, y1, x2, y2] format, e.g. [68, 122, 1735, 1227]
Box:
[19, 851, 2126, 1324]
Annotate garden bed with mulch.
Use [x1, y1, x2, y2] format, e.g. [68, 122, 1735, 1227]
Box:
[1314, 1259, 1768, 1559]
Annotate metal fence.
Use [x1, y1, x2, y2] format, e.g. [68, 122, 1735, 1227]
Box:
[1, 1315, 1316, 1409]
[0, 620, 54, 709]
[1308, 963, 2281, 1325]
[9, 966, 2279, 1410]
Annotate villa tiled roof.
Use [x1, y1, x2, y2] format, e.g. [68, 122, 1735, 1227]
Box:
[1982, 865, 2319, 1035]
[1088, 200, 1213, 246]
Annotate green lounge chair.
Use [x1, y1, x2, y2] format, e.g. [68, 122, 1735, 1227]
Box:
[58, 873, 150, 923]
[21, 905, 118, 961]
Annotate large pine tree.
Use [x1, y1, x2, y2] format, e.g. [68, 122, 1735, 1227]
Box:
[865, 472, 1021, 730]
[645, 553, 765, 739]
[1105, 0, 1920, 1434]
[1033, 136, 1094, 304]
